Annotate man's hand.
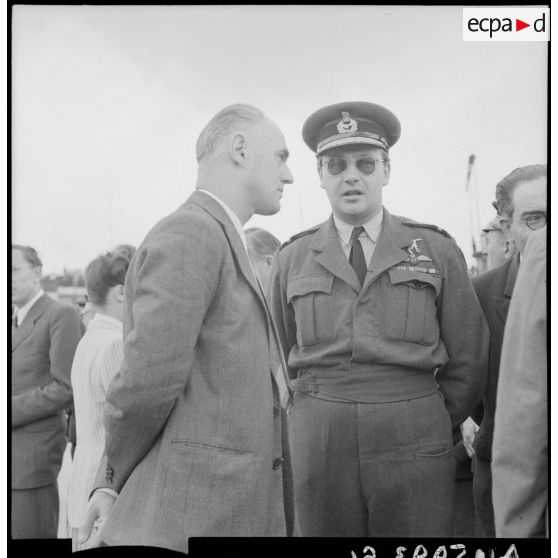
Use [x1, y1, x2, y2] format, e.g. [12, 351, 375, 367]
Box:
[460, 416, 479, 459]
[78, 490, 116, 548]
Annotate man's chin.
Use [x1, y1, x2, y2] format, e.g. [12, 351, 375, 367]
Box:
[256, 205, 281, 217]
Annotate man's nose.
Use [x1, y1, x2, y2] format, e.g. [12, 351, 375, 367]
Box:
[282, 165, 294, 184]
[343, 160, 361, 183]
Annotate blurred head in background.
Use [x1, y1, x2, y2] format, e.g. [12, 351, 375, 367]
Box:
[85, 244, 135, 322]
[12, 245, 42, 308]
[495, 164, 546, 255]
[245, 228, 281, 289]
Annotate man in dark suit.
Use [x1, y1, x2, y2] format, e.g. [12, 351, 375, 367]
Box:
[78, 104, 295, 552]
[11, 245, 83, 538]
[471, 164, 546, 537]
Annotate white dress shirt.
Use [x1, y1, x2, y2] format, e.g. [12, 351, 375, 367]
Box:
[67, 313, 123, 528]
[16, 289, 45, 326]
[333, 209, 384, 267]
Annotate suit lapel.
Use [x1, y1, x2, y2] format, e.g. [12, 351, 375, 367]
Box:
[12, 294, 50, 352]
[189, 191, 264, 305]
[493, 255, 520, 323]
[365, 210, 414, 288]
[312, 217, 362, 294]
[189, 191, 292, 404]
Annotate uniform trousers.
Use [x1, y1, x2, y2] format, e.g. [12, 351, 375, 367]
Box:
[472, 454, 495, 537]
[289, 391, 455, 537]
[11, 484, 59, 539]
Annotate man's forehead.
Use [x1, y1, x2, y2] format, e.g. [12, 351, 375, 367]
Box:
[322, 145, 383, 158]
[512, 177, 547, 212]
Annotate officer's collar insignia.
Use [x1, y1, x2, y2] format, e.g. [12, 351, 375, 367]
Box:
[336, 111, 358, 134]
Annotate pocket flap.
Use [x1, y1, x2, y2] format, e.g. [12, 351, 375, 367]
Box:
[287, 275, 333, 302]
[388, 269, 441, 294]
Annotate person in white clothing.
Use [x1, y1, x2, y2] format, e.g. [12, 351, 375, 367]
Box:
[67, 245, 135, 551]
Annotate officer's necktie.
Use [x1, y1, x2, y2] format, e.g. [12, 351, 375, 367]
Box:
[12, 314, 18, 329]
[349, 226, 367, 287]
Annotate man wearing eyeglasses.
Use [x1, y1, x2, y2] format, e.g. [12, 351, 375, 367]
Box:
[470, 164, 546, 538]
[268, 101, 489, 537]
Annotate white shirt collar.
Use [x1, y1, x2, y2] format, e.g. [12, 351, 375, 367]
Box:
[197, 189, 248, 250]
[89, 312, 123, 329]
[17, 289, 45, 326]
[333, 208, 384, 246]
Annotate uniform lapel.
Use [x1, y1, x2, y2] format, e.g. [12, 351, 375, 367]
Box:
[12, 294, 49, 352]
[365, 209, 413, 288]
[312, 216, 362, 294]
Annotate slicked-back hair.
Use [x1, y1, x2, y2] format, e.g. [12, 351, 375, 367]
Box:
[494, 164, 547, 219]
[85, 245, 136, 307]
[12, 245, 42, 269]
[245, 228, 281, 261]
[196, 104, 266, 162]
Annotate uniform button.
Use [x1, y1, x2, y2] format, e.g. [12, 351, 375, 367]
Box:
[272, 458, 283, 470]
[273, 406, 280, 417]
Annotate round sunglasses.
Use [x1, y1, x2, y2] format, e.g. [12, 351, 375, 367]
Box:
[321, 156, 388, 176]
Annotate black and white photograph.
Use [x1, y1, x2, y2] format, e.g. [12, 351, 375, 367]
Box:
[10, 4, 548, 555]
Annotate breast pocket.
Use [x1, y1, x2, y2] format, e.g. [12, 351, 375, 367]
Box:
[385, 269, 441, 345]
[287, 275, 334, 347]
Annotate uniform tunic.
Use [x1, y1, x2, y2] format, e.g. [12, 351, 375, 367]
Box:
[268, 208, 489, 537]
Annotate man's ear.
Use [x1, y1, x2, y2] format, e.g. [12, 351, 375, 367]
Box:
[499, 216, 513, 240]
[382, 161, 391, 186]
[230, 133, 249, 167]
[114, 284, 125, 303]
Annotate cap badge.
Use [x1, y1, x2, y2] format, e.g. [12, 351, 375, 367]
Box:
[336, 111, 358, 134]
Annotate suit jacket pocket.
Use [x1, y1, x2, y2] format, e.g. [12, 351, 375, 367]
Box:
[171, 439, 254, 456]
[286, 275, 334, 347]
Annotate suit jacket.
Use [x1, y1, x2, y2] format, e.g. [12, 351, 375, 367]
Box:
[493, 229, 547, 537]
[95, 191, 293, 552]
[11, 293, 83, 489]
[472, 255, 519, 460]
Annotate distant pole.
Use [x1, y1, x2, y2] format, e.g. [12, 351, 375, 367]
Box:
[466, 153, 485, 273]
[465, 154, 476, 258]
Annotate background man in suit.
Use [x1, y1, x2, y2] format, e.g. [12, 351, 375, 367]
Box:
[11, 245, 83, 538]
[493, 227, 547, 537]
[470, 164, 546, 537]
[481, 217, 515, 271]
[79, 104, 294, 552]
[268, 101, 488, 537]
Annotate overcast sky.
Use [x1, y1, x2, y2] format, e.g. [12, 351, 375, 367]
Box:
[12, 5, 547, 274]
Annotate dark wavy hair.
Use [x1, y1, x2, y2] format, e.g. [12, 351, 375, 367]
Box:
[12, 245, 43, 269]
[85, 244, 135, 307]
[494, 164, 547, 218]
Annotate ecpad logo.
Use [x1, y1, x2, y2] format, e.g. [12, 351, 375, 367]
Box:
[463, 8, 549, 42]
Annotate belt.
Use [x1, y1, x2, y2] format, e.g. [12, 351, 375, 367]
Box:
[290, 366, 439, 403]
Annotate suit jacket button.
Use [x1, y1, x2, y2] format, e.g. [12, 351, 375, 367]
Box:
[272, 458, 283, 470]
[273, 406, 280, 417]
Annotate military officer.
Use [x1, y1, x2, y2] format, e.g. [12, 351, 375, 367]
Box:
[268, 101, 489, 537]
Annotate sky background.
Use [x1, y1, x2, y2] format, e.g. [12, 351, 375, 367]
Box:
[11, 5, 548, 274]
